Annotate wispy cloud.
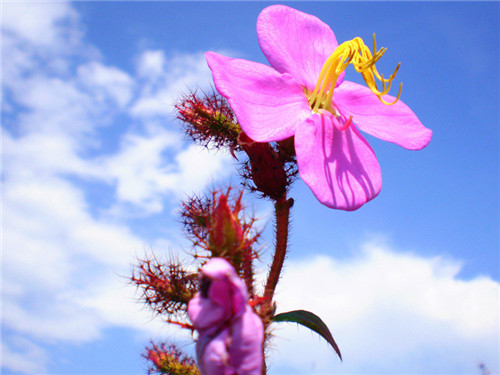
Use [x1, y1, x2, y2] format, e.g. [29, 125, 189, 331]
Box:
[130, 50, 213, 119]
[270, 239, 499, 374]
[2, 1, 231, 373]
[1, 336, 48, 374]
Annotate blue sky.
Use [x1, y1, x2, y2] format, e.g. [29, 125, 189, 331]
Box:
[2, 1, 498, 374]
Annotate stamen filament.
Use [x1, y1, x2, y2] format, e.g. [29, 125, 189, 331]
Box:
[307, 34, 402, 112]
[338, 116, 353, 131]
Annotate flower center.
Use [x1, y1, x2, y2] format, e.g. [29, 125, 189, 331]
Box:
[307, 34, 402, 114]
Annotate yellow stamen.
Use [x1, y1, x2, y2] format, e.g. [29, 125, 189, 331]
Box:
[308, 34, 402, 113]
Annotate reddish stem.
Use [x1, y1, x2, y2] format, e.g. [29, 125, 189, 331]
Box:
[243, 251, 254, 299]
[261, 194, 291, 375]
[264, 194, 290, 302]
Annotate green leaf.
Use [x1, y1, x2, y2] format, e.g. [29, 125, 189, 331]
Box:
[271, 309, 342, 360]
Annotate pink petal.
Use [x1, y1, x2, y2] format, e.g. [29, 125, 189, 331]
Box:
[197, 329, 229, 375]
[228, 306, 264, 374]
[202, 258, 248, 314]
[188, 258, 263, 375]
[295, 112, 382, 211]
[206, 51, 311, 142]
[187, 261, 235, 333]
[187, 293, 229, 333]
[257, 5, 344, 91]
[335, 81, 432, 150]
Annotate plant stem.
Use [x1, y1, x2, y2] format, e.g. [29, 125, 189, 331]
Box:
[242, 245, 254, 298]
[261, 194, 291, 375]
[264, 194, 291, 302]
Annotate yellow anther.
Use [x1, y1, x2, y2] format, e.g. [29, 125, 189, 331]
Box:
[308, 34, 402, 112]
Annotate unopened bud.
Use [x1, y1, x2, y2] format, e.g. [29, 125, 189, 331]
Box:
[144, 342, 200, 375]
[208, 194, 244, 257]
[239, 132, 288, 200]
[131, 258, 198, 317]
[176, 91, 241, 150]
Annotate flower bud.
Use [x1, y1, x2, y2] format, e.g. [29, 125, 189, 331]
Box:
[131, 257, 197, 318]
[208, 194, 244, 257]
[238, 132, 288, 200]
[176, 91, 241, 151]
[144, 342, 200, 375]
[188, 258, 264, 375]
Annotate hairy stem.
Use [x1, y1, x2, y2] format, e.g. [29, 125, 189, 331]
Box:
[242, 245, 254, 298]
[264, 194, 291, 302]
[261, 194, 291, 375]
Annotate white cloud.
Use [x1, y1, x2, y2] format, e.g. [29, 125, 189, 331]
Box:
[269, 241, 499, 374]
[2, 299, 105, 344]
[136, 49, 167, 79]
[9, 75, 99, 136]
[3, 130, 96, 178]
[99, 127, 183, 209]
[2, 0, 95, 93]
[168, 145, 233, 196]
[2, 1, 81, 48]
[1, 336, 48, 374]
[2, 2, 234, 373]
[97, 126, 233, 214]
[77, 62, 135, 108]
[130, 51, 214, 119]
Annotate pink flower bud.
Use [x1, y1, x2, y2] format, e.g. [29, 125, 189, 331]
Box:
[188, 258, 264, 375]
[209, 194, 244, 255]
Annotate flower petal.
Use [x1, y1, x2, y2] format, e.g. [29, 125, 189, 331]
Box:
[295, 112, 382, 211]
[188, 290, 229, 333]
[202, 258, 248, 314]
[197, 328, 229, 375]
[189, 259, 264, 375]
[206, 51, 312, 142]
[257, 5, 344, 90]
[228, 306, 264, 374]
[335, 81, 432, 150]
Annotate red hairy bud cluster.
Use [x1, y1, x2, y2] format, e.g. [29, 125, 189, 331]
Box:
[144, 342, 200, 375]
[131, 257, 198, 319]
[180, 189, 260, 296]
[175, 90, 241, 150]
[180, 194, 213, 246]
[176, 90, 298, 203]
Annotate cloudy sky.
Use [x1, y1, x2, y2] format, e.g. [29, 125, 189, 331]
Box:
[2, 1, 499, 375]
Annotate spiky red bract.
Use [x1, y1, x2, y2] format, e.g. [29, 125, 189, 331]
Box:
[176, 90, 241, 150]
[144, 342, 200, 375]
[179, 188, 261, 296]
[131, 255, 198, 320]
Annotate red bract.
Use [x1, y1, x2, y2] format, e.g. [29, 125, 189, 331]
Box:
[237, 132, 289, 200]
[131, 256, 198, 320]
[144, 342, 200, 375]
[176, 90, 241, 150]
[180, 189, 260, 296]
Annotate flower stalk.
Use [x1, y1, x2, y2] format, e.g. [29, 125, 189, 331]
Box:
[264, 194, 291, 302]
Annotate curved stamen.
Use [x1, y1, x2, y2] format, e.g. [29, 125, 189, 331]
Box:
[337, 116, 353, 131]
[307, 34, 402, 112]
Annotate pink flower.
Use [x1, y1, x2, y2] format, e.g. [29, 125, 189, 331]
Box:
[206, 5, 432, 210]
[188, 258, 263, 375]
